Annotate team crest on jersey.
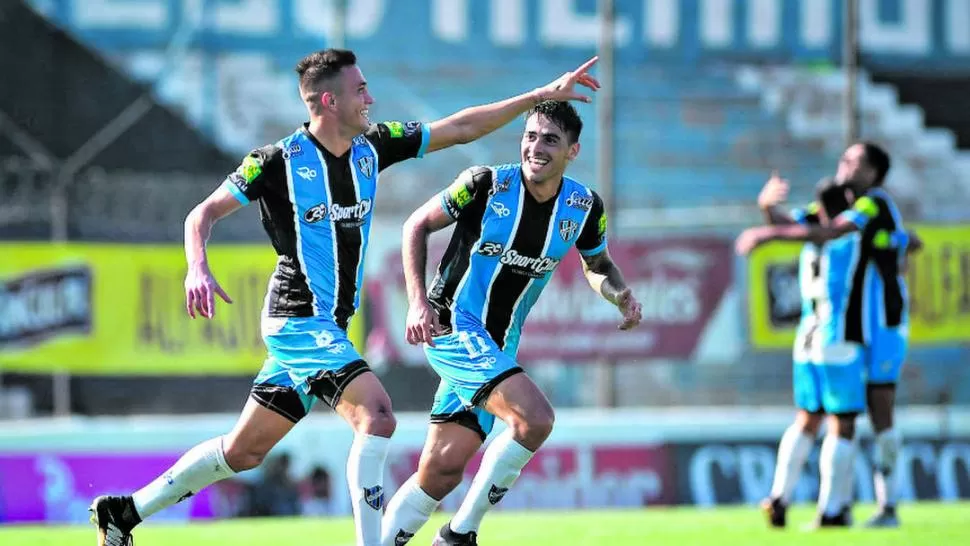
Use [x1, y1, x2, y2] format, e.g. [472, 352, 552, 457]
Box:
[357, 156, 374, 178]
[559, 219, 579, 241]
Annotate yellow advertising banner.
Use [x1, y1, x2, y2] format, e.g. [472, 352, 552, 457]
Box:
[748, 224, 970, 349]
[0, 244, 365, 375]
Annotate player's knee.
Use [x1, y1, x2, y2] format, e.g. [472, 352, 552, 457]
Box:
[357, 401, 397, 437]
[796, 410, 823, 435]
[222, 439, 269, 472]
[831, 414, 857, 440]
[510, 405, 555, 448]
[866, 385, 895, 432]
[418, 450, 469, 499]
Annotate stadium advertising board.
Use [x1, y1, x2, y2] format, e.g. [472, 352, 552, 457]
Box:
[0, 453, 219, 523]
[675, 438, 970, 506]
[368, 237, 734, 364]
[1, 408, 967, 522]
[0, 244, 364, 374]
[747, 224, 970, 349]
[389, 444, 675, 512]
[36, 0, 970, 70]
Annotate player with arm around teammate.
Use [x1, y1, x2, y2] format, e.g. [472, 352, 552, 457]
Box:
[89, 49, 601, 546]
[380, 101, 642, 546]
[760, 179, 866, 528]
[740, 142, 919, 527]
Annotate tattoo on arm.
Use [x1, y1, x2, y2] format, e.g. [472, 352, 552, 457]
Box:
[581, 251, 628, 305]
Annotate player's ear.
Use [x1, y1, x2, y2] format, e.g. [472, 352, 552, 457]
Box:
[567, 141, 580, 161]
[320, 91, 337, 112]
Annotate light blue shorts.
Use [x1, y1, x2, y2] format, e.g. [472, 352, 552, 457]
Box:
[251, 317, 368, 422]
[424, 325, 523, 441]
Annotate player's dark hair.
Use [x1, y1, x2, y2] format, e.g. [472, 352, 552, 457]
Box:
[859, 141, 891, 187]
[295, 48, 357, 96]
[526, 100, 583, 143]
[816, 176, 852, 218]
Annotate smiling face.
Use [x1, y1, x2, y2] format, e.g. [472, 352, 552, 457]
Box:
[296, 49, 373, 137]
[324, 65, 373, 135]
[520, 112, 580, 186]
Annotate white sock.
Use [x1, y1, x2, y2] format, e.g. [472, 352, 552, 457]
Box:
[873, 428, 901, 509]
[451, 429, 534, 534]
[769, 424, 814, 504]
[381, 474, 440, 546]
[839, 434, 860, 507]
[817, 435, 854, 517]
[347, 433, 391, 546]
[131, 436, 236, 519]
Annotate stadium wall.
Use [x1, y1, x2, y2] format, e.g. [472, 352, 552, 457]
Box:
[1, 406, 968, 524]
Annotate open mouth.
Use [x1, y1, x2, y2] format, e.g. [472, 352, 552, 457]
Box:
[527, 156, 549, 169]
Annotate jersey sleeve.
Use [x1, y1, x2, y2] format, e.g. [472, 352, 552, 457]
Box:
[222, 145, 284, 205]
[365, 121, 430, 172]
[790, 202, 820, 225]
[837, 194, 889, 231]
[575, 191, 608, 257]
[439, 166, 492, 222]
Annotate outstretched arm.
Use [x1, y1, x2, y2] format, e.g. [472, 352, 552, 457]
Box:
[580, 250, 642, 330]
[735, 217, 856, 255]
[424, 57, 600, 153]
[736, 194, 892, 255]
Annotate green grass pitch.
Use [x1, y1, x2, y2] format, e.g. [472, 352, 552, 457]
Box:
[3, 503, 967, 546]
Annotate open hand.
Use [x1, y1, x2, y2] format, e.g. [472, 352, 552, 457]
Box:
[534, 56, 601, 104]
[405, 299, 442, 346]
[185, 262, 232, 319]
[757, 171, 790, 209]
[616, 288, 642, 331]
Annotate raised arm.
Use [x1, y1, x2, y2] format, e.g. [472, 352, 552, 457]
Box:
[757, 171, 797, 226]
[736, 193, 891, 255]
[424, 57, 600, 153]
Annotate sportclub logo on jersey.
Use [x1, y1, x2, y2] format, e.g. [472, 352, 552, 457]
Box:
[500, 250, 560, 278]
[304, 199, 373, 227]
[565, 190, 593, 211]
[478, 241, 504, 257]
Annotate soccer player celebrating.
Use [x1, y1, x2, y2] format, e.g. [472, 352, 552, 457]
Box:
[89, 49, 601, 546]
[380, 100, 642, 546]
[740, 142, 920, 528]
[758, 178, 866, 527]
